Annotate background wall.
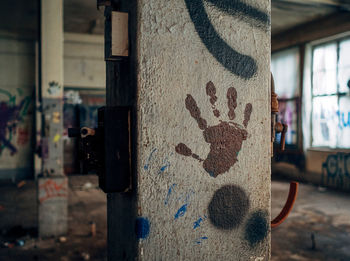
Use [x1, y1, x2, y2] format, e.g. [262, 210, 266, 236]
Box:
[0, 33, 105, 181]
[64, 33, 105, 89]
[0, 37, 35, 180]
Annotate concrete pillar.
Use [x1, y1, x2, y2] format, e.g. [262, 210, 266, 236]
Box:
[38, 0, 67, 237]
[107, 0, 271, 259]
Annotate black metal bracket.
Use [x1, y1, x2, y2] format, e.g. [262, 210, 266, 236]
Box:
[68, 106, 132, 193]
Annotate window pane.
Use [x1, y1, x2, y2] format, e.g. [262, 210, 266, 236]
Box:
[277, 100, 298, 145]
[312, 96, 338, 147]
[271, 48, 299, 98]
[338, 39, 350, 93]
[337, 96, 350, 148]
[312, 43, 337, 95]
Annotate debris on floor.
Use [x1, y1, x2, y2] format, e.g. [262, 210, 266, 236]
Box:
[17, 181, 26, 188]
[0, 175, 107, 261]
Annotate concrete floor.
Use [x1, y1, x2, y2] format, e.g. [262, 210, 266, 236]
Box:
[0, 175, 107, 261]
[271, 180, 350, 261]
[0, 176, 349, 260]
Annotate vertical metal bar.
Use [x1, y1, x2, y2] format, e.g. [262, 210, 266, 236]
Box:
[104, 2, 138, 259]
[298, 44, 305, 153]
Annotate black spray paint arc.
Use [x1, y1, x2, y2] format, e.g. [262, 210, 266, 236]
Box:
[184, 0, 270, 79]
[205, 0, 270, 29]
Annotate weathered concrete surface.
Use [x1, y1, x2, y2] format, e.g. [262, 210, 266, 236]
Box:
[38, 176, 68, 237]
[38, 0, 66, 237]
[271, 179, 350, 261]
[136, 0, 271, 260]
[41, 0, 63, 100]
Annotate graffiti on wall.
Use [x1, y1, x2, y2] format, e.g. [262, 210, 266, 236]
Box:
[175, 81, 252, 177]
[142, 147, 268, 247]
[322, 153, 350, 189]
[47, 81, 61, 95]
[184, 0, 269, 79]
[173, 81, 268, 245]
[337, 111, 350, 129]
[137, 0, 271, 248]
[208, 185, 250, 229]
[174, 0, 270, 244]
[207, 185, 268, 247]
[0, 88, 32, 156]
[38, 178, 68, 203]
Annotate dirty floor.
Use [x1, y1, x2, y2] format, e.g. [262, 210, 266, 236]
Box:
[271, 180, 350, 261]
[0, 176, 349, 260]
[0, 175, 107, 261]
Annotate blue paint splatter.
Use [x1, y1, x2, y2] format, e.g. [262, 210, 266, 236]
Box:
[164, 183, 177, 205]
[195, 236, 208, 244]
[193, 215, 207, 229]
[158, 154, 173, 174]
[159, 162, 170, 173]
[174, 204, 188, 220]
[144, 148, 157, 170]
[193, 218, 203, 229]
[135, 217, 150, 239]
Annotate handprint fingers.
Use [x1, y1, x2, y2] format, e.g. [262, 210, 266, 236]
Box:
[206, 81, 220, 118]
[243, 103, 252, 128]
[185, 95, 208, 130]
[177, 81, 252, 177]
[175, 143, 204, 162]
[227, 87, 237, 120]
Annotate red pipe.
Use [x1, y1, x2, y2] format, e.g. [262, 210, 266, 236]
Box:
[271, 182, 299, 228]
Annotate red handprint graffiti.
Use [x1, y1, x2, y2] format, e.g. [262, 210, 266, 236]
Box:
[175, 81, 252, 177]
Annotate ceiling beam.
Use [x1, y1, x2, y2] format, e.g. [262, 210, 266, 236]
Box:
[273, 0, 350, 10]
[272, 11, 350, 52]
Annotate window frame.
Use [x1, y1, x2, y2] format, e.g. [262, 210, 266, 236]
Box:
[271, 46, 302, 151]
[310, 36, 350, 148]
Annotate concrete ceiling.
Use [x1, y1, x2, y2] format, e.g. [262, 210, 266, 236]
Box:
[0, 0, 349, 37]
[271, 0, 350, 35]
[64, 0, 104, 35]
[0, 0, 105, 37]
[0, 0, 38, 36]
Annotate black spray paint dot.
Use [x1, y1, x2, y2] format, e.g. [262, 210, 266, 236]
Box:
[208, 185, 250, 230]
[244, 210, 268, 247]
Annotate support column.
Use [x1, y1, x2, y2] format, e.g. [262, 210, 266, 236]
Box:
[106, 0, 271, 260]
[38, 0, 67, 237]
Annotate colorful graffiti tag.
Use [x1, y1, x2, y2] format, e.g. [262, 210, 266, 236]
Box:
[0, 88, 31, 155]
[322, 153, 350, 189]
[337, 111, 350, 129]
[38, 178, 68, 203]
